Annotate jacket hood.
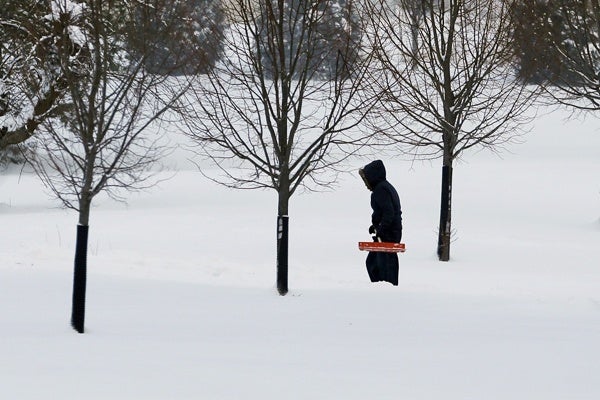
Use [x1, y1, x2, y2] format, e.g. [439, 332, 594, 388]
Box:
[360, 160, 386, 190]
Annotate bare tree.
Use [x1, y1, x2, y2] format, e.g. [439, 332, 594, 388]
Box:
[547, 0, 600, 111]
[364, 0, 537, 261]
[29, 0, 196, 333]
[183, 0, 372, 295]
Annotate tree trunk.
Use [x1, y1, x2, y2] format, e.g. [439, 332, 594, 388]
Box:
[410, 11, 420, 70]
[437, 164, 453, 261]
[72, 194, 91, 333]
[276, 182, 290, 296]
[276, 214, 289, 295]
[71, 223, 89, 333]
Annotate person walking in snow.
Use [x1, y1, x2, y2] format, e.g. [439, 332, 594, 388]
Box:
[358, 160, 403, 286]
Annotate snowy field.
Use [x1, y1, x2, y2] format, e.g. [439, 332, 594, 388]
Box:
[1, 105, 599, 399]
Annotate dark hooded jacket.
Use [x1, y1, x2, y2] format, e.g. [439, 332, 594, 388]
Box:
[360, 160, 402, 243]
[359, 160, 403, 286]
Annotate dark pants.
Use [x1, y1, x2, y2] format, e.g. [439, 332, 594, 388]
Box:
[366, 251, 399, 286]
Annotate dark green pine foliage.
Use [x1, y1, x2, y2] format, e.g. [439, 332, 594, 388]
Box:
[1, 0, 54, 119]
[258, 0, 363, 81]
[510, 0, 599, 85]
[1, 0, 83, 160]
[552, 0, 600, 87]
[129, 0, 225, 75]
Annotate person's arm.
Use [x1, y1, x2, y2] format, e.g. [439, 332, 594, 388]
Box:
[374, 188, 395, 237]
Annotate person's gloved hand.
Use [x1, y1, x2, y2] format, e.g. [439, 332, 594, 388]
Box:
[368, 225, 376, 234]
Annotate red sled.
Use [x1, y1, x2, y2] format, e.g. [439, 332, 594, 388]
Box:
[358, 242, 406, 253]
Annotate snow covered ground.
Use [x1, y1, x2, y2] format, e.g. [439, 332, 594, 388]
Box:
[1, 105, 599, 399]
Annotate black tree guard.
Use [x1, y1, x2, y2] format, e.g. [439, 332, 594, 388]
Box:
[437, 165, 452, 261]
[71, 224, 89, 333]
[276, 215, 289, 296]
